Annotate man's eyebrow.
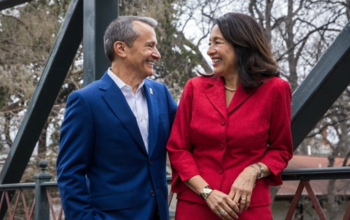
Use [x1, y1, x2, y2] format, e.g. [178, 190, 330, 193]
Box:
[145, 41, 156, 45]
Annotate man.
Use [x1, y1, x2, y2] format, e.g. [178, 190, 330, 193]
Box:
[56, 16, 177, 220]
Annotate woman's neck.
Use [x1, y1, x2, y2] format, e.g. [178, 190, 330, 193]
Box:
[223, 73, 239, 89]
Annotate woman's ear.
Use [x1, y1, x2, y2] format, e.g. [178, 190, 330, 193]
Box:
[113, 41, 127, 58]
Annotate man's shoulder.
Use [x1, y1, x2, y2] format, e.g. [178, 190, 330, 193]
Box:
[74, 72, 112, 95]
[69, 80, 102, 100]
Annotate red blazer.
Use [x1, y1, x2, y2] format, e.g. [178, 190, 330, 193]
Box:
[167, 76, 293, 207]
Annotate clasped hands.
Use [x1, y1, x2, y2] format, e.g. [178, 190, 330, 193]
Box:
[205, 167, 257, 220]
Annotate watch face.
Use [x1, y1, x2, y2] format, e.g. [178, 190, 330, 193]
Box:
[200, 186, 213, 200]
[203, 188, 212, 194]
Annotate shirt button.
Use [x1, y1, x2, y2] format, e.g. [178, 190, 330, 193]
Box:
[150, 191, 155, 197]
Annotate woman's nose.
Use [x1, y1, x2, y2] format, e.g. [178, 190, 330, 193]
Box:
[207, 46, 215, 56]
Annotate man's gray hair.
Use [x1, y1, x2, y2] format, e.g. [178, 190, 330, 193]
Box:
[104, 16, 158, 62]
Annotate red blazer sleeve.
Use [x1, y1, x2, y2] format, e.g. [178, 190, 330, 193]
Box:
[260, 80, 293, 186]
[167, 79, 199, 192]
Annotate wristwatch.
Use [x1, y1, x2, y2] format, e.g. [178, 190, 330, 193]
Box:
[199, 185, 214, 200]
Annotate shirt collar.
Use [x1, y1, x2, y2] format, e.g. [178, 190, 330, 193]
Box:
[107, 68, 145, 91]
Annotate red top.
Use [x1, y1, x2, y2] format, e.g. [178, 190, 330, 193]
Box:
[167, 76, 293, 207]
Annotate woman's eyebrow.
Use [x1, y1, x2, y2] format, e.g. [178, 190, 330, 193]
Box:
[209, 36, 224, 41]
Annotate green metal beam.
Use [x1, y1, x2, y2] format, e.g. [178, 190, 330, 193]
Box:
[0, 0, 31, 11]
[282, 167, 350, 181]
[0, 0, 83, 183]
[291, 21, 350, 150]
[83, 0, 118, 86]
[0, 0, 83, 217]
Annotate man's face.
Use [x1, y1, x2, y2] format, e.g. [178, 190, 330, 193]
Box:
[125, 21, 161, 79]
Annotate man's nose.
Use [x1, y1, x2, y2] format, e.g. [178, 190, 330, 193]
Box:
[152, 48, 161, 60]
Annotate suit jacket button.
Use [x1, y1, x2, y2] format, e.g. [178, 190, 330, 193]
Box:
[221, 120, 226, 125]
[217, 168, 223, 174]
[149, 160, 152, 165]
[221, 144, 225, 149]
[150, 190, 155, 197]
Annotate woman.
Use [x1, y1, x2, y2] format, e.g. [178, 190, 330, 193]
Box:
[167, 12, 293, 220]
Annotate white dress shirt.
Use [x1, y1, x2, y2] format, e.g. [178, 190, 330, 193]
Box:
[107, 69, 149, 153]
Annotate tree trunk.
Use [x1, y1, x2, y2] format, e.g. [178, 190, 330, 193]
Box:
[286, 0, 298, 92]
[4, 113, 13, 148]
[346, 0, 350, 19]
[326, 107, 348, 219]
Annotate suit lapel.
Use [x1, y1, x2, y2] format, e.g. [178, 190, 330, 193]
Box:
[227, 84, 257, 114]
[205, 77, 227, 119]
[100, 73, 148, 156]
[144, 81, 158, 157]
[205, 76, 258, 116]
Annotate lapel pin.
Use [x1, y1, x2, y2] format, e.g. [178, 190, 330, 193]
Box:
[149, 87, 153, 95]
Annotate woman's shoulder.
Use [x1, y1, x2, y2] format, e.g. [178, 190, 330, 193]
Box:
[186, 75, 218, 87]
[263, 76, 290, 90]
[259, 77, 292, 102]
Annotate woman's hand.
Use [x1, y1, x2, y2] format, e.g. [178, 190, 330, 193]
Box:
[228, 166, 257, 213]
[206, 190, 239, 220]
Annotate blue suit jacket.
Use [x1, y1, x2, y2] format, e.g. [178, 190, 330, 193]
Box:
[57, 72, 177, 220]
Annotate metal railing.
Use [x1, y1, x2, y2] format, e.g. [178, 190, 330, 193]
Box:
[282, 167, 350, 220]
[0, 160, 63, 220]
[0, 161, 350, 220]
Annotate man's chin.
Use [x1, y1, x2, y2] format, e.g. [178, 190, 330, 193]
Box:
[146, 71, 154, 77]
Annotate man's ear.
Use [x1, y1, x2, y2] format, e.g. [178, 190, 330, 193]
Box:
[113, 41, 127, 58]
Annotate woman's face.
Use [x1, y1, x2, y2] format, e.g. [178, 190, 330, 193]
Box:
[207, 25, 237, 77]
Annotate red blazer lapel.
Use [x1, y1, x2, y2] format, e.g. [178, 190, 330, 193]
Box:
[205, 77, 227, 119]
[227, 84, 257, 114]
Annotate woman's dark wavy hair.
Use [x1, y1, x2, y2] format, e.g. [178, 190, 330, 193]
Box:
[212, 12, 279, 90]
